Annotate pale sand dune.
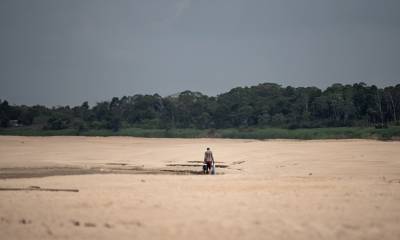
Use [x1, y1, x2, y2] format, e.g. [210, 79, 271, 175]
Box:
[0, 136, 399, 240]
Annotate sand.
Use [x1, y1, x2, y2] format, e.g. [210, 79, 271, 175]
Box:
[0, 136, 399, 240]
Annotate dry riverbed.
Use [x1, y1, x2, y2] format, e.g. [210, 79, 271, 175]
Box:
[0, 136, 399, 240]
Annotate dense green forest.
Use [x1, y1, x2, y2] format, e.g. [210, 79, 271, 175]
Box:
[1, 83, 400, 135]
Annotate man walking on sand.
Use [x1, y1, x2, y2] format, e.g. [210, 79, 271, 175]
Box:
[204, 147, 215, 174]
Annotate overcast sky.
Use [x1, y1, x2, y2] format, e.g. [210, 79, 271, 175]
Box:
[1, 0, 400, 106]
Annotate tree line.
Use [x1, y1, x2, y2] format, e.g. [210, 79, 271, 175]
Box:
[1, 82, 399, 131]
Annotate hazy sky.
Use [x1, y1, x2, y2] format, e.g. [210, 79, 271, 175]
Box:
[1, 0, 400, 106]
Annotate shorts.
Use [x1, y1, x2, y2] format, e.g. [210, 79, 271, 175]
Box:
[205, 160, 212, 169]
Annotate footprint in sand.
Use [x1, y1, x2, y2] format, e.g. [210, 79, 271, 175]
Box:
[104, 223, 113, 228]
[19, 218, 31, 224]
[71, 220, 80, 226]
[232, 161, 245, 165]
[1, 217, 10, 224]
[120, 220, 143, 227]
[71, 220, 114, 229]
[84, 222, 96, 227]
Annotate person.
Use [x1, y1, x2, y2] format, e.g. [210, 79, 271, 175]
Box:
[204, 147, 214, 174]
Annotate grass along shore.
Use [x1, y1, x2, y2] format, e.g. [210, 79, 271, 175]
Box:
[1, 126, 400, 140]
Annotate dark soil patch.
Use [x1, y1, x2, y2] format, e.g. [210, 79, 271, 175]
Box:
[0, 164, 225, 179]
[166, 164, 229, 168]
